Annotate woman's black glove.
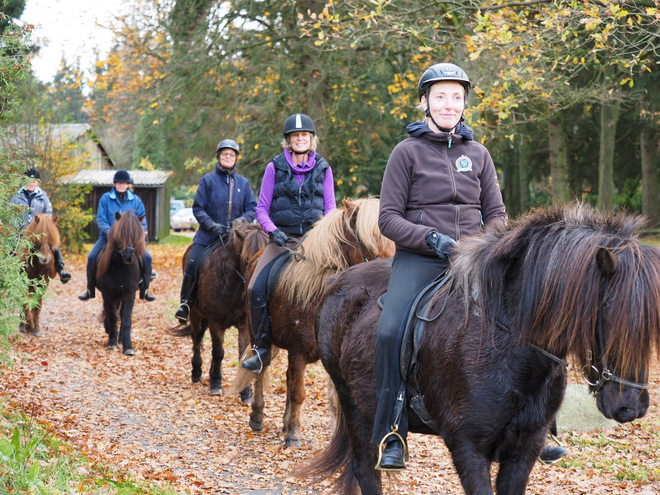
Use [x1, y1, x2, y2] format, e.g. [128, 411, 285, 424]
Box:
[209, 222, 229, 237]
[425, 230, 456, 260]
[269, 229, 288, 247]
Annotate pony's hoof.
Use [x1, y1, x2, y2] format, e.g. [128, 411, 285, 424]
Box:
[209, 387, 223, 396]
[123, 348, 135, 356]
[249, 418, 263, 431]
[285, 438, 302, 449]
[19, 325, 27, 334]
[107, 345, 119, 351]
[30, 330, 41, 337]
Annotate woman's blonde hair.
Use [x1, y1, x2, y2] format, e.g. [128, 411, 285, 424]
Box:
[281, 133, 319, 152]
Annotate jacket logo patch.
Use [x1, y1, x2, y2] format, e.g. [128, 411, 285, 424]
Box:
[455, 155, 473, 172]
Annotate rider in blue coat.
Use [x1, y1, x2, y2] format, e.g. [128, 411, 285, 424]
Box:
[78, 169, 155, 302]
[174, 139, 257, 323]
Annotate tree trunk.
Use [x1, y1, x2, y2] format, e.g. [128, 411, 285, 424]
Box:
[596, 97, 621, 211]
[641, 126, 660, 228]
[548, 119, 569, 203]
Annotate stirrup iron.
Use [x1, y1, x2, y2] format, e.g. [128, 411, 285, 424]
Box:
[375, 429, 408, 471]
[241, 346, 265, 373]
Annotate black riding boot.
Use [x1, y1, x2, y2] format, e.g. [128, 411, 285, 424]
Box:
[78, 263, 96, 300]
[241, 290, 271, 373]
[175, 273, 195, 323]
[52, 247, 71, 284]
[139, 265, 156, 301]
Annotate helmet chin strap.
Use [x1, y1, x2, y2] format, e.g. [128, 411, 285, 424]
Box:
[425, 107, 464, 133]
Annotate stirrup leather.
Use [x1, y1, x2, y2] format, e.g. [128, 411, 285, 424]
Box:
[241, 346, 265, 373]
[375, 429, 408, 471]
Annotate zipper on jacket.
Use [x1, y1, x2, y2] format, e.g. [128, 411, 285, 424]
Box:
[446, 147, 457, 203]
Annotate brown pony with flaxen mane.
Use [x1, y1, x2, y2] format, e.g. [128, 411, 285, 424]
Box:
[231, 197, 395, 448]
[19, 214, 61, 336]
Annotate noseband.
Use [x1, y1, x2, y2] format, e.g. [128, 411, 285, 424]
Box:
[582, 301, 649, 391]
[117, 245, 136, 264]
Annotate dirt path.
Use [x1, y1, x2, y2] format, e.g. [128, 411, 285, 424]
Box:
[2, 244, 660, 494]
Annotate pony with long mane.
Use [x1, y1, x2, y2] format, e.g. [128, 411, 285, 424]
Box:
[19, 214, 61, 336]
[96, 211, 146, 355]
[300, 203, 660, 495]
[172, 222, 268, 398]
[231, 197, 395, 447]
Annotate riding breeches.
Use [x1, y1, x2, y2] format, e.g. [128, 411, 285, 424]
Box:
[371, 248, 449, 445]
[180, 242, 207, 302]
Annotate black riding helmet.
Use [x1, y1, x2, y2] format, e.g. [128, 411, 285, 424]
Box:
[216, 139, 240, 155]
[283, 113, 316, 137]
[25, 168, 40, 180]
[418, 63, 471, 133]
[417, 63, 471, 101]
[113, 169, 133, 183]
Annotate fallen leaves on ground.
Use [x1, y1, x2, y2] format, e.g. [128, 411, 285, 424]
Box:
[2, 243, 660, 494]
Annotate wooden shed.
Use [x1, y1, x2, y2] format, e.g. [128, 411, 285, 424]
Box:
[67, 170, 171, 242]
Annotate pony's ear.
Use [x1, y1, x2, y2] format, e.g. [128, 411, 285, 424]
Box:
[342, 197, 355, 210]
[234, 228, 246, 241]
[34, 215, 41, 224]
[52, 215, 59, 224]
[596, 246, 618, 276]
[138, 215, 145, 222]
[115, 212, 122, 220]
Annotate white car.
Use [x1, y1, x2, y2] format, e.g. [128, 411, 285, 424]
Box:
[170, 208, 198, 232]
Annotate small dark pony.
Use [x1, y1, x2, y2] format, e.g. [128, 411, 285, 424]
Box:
[19, 214, 61, 336]
[301, 203, 660, 495]
[173, 222, 268, 398]
[96, 211, 146, 356]
[231, 197, 395, 447]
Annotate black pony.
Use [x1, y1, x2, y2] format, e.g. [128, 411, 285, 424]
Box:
[173, 222, 268, 397]
[96, 211, 146, 356]
[301, 203, 660, 495]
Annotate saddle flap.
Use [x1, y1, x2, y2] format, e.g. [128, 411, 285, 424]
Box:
[399, 274, 452, 382]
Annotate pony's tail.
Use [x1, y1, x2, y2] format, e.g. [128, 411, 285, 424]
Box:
[169, 323, 192, 337]
[293, 408, 360, 495]
[228, 347, 280, 395]
[229, 366, 255, 395]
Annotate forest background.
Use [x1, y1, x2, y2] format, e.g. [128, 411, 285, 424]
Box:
[4, 0, 660, 244]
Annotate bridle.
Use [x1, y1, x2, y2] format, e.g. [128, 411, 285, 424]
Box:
[354, 229, 380, 262]
[582, 298, 649, 391]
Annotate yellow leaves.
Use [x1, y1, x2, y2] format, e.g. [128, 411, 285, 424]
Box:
[138, 157, 155, 171]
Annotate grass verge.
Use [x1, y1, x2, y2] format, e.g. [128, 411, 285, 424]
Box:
[0, 399, 184, 494]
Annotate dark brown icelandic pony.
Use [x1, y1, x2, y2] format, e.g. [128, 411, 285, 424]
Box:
[19, 214, 61, 336]
[231, 197, 395, 447]
[301, 203, 660, 495]
[96, 211, 146, 356]
[173, 222, 268, 398]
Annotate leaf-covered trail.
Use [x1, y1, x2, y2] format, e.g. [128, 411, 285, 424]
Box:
[2, 244, 660, 494]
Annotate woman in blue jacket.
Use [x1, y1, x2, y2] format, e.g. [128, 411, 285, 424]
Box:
[174, 139, 257, 323]
[78, 170, 155, 301]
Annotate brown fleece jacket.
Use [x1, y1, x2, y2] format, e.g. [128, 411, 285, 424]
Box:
[378, 124, 507, 255]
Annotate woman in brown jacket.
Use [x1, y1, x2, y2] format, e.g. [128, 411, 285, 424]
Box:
[372, 62, 508, 471]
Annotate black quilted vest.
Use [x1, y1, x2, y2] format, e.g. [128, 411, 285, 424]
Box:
[270, 153, 329, 235]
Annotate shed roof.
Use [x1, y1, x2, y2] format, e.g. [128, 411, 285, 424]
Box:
[65, 170, 170, 186]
